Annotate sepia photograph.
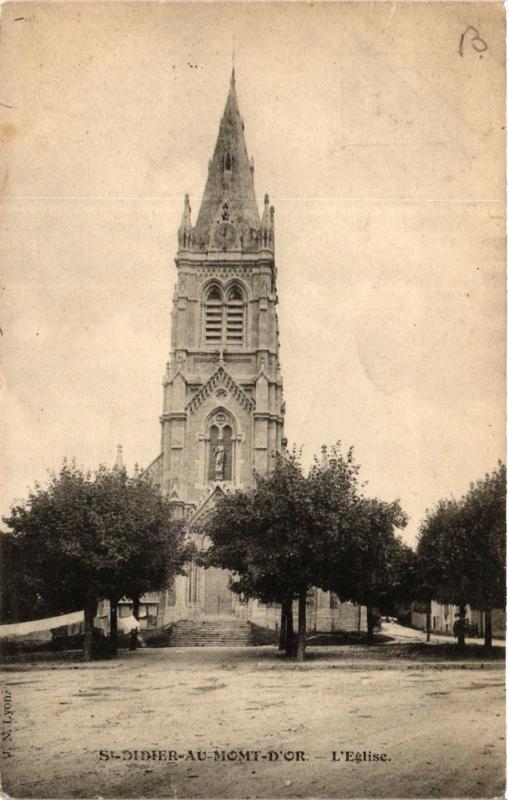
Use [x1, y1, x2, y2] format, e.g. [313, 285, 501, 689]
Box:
[0, 2, 505, 798]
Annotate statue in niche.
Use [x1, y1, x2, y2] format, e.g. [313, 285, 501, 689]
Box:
[213, 443, 225, 478]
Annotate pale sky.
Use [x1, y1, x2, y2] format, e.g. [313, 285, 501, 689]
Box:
[0, 2, 505, 545]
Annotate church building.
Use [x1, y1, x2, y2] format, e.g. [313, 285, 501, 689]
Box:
[142, 71, 365, 638]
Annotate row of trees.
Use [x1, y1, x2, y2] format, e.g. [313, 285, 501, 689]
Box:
[1, 463, 191, 659]
[417, 462, 505, 649]
[1, 452, 504, 662]
[203, 445, 413, 661]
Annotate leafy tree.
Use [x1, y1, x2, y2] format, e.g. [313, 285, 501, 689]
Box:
[204, 452, 305, 658]
[417, 464, 506, 651]
[373, 540, 418, 623]
[206, 445, 412, 655]
[205, 445, 362, 661]
[459, 463, 506, 649]
[393, 542, 419, 613]
[0, 530, 77, 623]
[90, 466, 190, 653]
[417, 498, 471, 648]
[327, 497, 408, 643]
[3, 463, 100, 658]
[3, 462, 190, 659]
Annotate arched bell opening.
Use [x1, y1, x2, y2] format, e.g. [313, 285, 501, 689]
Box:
[201, 281, 246, 347]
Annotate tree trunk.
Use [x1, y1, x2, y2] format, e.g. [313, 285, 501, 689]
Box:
[457, 604, 466, 650]
[366, 604, 374, 645]
[132, 595, 140, 620]
[278, 604, 287, 651]
[83, 597, 96, 662]
[296, 590, 307, 662]
[358, 603, 362, 631]
[109, 597, 118, 656]
[484, 609, 493, 650]
[426, 599, 432, 643]
[285, 599, 294, 658]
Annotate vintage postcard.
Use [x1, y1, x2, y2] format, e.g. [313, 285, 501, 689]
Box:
[0, 2, 505, 798]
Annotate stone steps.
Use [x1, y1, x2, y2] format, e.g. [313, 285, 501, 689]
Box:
[168, 618, 254, 647]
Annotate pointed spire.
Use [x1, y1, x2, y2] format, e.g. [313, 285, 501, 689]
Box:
[114, 444, 124, 470]
[192, 72, 260, 250]
[178, 194, 193, 251]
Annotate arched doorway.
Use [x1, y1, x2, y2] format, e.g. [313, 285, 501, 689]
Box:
[192, 509, 237, 618]
[203, 567, 234, 616]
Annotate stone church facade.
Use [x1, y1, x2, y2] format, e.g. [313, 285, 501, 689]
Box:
[143, 72, 365, 635]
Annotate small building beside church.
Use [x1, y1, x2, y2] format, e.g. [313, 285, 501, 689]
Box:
[139, 71, 365, 638]
[411, 601, 505, 639]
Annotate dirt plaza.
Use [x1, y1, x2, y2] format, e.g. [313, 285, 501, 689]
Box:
[1, 638, 505, 799]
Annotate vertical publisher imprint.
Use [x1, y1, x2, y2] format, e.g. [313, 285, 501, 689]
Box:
[2, 689, 13, 758]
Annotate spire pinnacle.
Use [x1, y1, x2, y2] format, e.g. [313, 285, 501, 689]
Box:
[114, 444, 124, 470]
[178, 193, 193, 250]
[260, 193, 275, 252]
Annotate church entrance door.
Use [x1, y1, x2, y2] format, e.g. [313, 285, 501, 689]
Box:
[203, 567, 233, 616]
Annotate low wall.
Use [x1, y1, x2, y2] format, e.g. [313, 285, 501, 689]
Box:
[246, 598, 366, 633]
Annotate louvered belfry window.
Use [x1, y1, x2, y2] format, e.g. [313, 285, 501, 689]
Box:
[204, 285, 224, 343]
[204, 284, 244, 346]
[226, 285, 244, 344]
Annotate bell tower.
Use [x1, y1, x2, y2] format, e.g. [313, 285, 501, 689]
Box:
[154, 70, 286, 518]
